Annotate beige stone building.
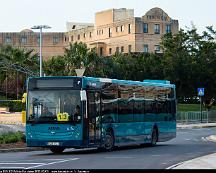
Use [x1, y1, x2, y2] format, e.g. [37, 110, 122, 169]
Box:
[68, 7, 179, 56]
[0, 29, 68, 60]
[0, 7, 178, 59]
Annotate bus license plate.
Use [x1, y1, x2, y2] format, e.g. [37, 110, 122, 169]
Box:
[47, 142, 60, 146]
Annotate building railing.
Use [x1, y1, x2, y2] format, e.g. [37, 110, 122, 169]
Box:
[177, 110, 216, 124]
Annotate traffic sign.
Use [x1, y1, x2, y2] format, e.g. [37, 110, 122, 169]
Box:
[198, 88, 204, 96]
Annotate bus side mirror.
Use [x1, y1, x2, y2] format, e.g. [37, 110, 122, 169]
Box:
[80, 90, 87, 101]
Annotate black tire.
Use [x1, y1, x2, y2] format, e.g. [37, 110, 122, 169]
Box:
[150, 128, 158, 146]
[50, 147, 65, 154]
[102, 131, 115, 151]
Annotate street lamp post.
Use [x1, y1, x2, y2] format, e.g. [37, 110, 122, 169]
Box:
[31, 25, 51, 77]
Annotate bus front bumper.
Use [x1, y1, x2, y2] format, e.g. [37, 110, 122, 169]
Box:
[27, 139, 83, 148]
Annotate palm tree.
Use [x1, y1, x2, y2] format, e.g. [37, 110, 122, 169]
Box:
[43, 55, 66, 76]
[63, 42, 104, 77]
[0, 44, 38, 99]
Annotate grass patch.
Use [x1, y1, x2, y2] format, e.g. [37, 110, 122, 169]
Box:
[0, 131, 25, 144]
[178, 104, 216, 112]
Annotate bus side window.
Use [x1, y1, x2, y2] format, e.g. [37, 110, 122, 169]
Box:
[118, 99, 133, 123]
[166, 101, 171, 114]
[171, 100, 176, 114]
[156, 101, 163, 114]
[101, 102, 116, 123]
[101, 83, 118, 123]
[145, 100, 156, 114]
[133, 100, 144, 122]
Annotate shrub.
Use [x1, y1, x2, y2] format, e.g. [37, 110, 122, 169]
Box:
[15, 131, 26, 142]
[0, 136, 4, 144]
[0, 100, 23, 112]
[0, 131, 26, 144]
[4, 134, 18, 144]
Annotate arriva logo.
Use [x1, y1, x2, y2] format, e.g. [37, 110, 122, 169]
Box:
[89, 82, 96, 87]
[48, 127, 60, 130]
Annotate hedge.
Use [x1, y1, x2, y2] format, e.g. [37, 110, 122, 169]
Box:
[0, 100, 24, 112]
[0, 131, 25, 144]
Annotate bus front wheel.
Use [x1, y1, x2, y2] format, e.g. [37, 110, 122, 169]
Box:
[103, 131, 114, 151]
[50, 147, 65, 154]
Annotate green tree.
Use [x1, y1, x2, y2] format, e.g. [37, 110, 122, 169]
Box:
[0, 44, 38, 98]
[64, 42, 89, 76]
[196, 26, 216, 103]
[161, 29, 196, 98]
[161, 26, 216, 103]
[43, 55, 66, 76]
[84, 49, 105, 77]
[44, 42, 104, 77]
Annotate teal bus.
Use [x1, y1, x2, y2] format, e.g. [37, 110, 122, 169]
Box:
[26, 76, 176, 153]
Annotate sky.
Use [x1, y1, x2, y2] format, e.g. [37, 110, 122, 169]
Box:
[0, 0, 215, 33]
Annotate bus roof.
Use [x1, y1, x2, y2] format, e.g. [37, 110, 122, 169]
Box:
[83, 77, 175, 88]
[28, 76, 82, 80]
[27, 76, 175, 88]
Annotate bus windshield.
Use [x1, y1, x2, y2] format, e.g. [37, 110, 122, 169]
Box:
[27, 90, 81, 123]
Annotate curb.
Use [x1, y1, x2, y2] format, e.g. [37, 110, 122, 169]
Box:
[177, 126, 216, 129]
[0, 147, 48, 153]
[177, 124, 216, 129]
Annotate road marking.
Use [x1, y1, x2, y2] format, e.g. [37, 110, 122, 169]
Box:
[105, 156, 134, 159]
[151, 155, 161, 157]
[0, 159, 65, 163]
[178, 132, 189, 134]
[43, 159, 65, 161]
[0, 167, 25, 169]
[0, 163, 44, 165]
[185, 139, 191, 141]
[166, 161, 185, 169]
[0, 160, 37, 162]
[25, 158, 80, 169]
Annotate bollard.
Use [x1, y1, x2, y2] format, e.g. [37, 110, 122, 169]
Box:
[21, 111, 26, 124]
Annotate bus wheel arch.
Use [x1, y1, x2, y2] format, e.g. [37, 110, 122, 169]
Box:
[107, 127, 114, 137]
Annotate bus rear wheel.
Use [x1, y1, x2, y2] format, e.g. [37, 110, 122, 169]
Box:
[150, 128, 158, 146]
[50, 147, 65, 154]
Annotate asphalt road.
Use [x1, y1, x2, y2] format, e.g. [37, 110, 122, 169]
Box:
[0, 127, 216, 169]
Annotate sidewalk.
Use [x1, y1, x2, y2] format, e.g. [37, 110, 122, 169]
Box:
[171, 126, 216, 169]
[172, 153, 216, 169]
[177, 122, 216, 129]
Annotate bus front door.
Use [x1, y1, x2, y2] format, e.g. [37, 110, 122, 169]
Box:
[87, 91, 101, 145]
